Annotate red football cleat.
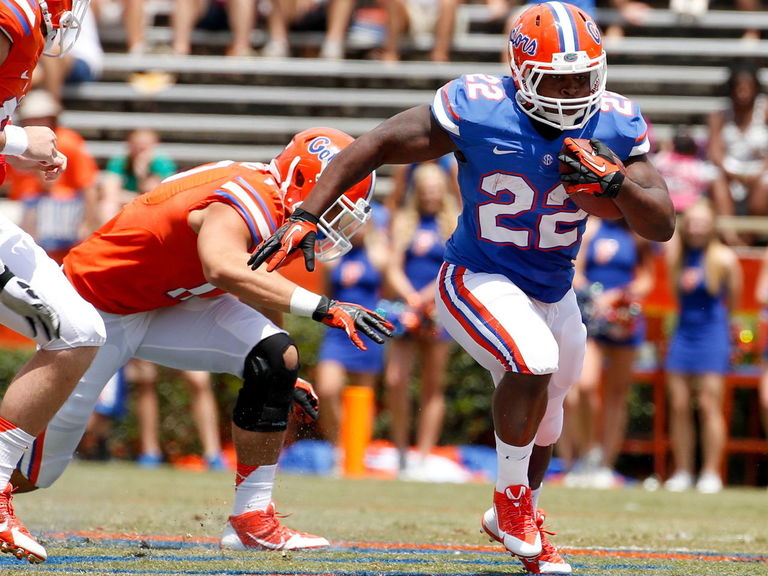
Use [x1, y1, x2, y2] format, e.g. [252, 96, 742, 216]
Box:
[0, 483, 46, 564]
[220, 502, 329, 551]
[482, 505, 571, 574]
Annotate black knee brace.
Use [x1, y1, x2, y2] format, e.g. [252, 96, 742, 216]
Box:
[233, 333, 299, 432]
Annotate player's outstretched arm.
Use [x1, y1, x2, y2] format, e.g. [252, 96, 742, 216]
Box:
[195, 202, 394, 350]
[247, 105, 457, 272]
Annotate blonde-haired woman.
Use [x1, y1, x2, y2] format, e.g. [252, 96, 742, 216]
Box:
[384, 162, 459, 480]
[664, 198, 742, 494]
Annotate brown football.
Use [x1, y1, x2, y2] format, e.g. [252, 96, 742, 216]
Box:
[559, 138, 624, 220]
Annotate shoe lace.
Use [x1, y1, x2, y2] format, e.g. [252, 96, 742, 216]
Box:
[497, 494, 537, 537]
[0, 486, 15, 520]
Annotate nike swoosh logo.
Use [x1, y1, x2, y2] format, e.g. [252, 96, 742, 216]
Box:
[245, 531, 287, 550]
[493, 146, 518, 155]
[582, 155, 606, 173]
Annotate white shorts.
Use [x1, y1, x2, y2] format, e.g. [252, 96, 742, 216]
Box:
[0, 212, 105, 350]
[19, 294, 284, 487]
[435, 263, 586, 445]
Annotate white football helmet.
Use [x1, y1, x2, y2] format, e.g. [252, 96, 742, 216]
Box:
[269, 127, 376, 262]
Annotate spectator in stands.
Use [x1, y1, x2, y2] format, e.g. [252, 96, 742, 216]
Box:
[171, 0, 256, 57]
[380, 0, 461, 63]
[314, 211, 390, 470]
[99, 128, 177, 227]
[259, 0, 357, 59]
[561, 217, 654, 489]
[35, 2, 103, 100]
[382, 162, 458, 479]
[653, 126, 739, 244]
[736, 0, 762, 42]
[663, 198, 742, 494]
[753, 245, 768, 455]
[8, 90, 99, 264]
[499, 0, 652, 59]
[707, 65, 768, 222]
[384, 154, 459, 213]
[132, 364, 227, 470]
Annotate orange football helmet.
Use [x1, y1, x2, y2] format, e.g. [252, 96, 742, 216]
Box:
[508, 1, 606, 130]
[41, 0, 90, 56]
[270, 127, 376, 262]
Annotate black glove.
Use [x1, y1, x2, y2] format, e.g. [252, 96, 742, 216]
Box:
[0, 265, 60, 340]
[293, 377, 319, 423]
[558, 137, 626, 198]
[247, 208, 320, 272]
[312, 296, 394, 351]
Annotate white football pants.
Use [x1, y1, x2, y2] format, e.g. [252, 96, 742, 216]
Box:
[435, 263, 586, 446]
[19, 294, 284, 487]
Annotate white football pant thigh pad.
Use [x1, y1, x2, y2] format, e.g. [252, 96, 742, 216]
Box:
[0, 212, 105, 349]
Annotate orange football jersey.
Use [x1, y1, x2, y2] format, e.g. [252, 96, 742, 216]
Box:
[64, 161, 286, 314]
[0, 0, 45, 183]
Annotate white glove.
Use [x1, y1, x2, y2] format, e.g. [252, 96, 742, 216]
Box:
[0, 266, 60, 340]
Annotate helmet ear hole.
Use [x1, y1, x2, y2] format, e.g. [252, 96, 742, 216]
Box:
[295, 170, 305, 188]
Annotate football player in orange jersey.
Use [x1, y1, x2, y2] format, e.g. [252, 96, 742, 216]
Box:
[0, 0, 105, 565]
[11, 128, 393, 552]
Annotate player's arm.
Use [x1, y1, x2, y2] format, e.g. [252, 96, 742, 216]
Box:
[193, 202, 392, 350]
[560, 138, 674, 242]
[614, 155, 675, 242]
[301, 105, 457, 217]
[248, 105, 457, 272]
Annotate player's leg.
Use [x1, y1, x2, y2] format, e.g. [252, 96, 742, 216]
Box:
[479, 288, 584, 575]
[0, 219, 106, 563]
[436, 264, 563, 559]
[137, 296, 328, 550]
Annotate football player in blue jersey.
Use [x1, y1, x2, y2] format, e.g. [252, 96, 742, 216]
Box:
[249, 2, 674, 573]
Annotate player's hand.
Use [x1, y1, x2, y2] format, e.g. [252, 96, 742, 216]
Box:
[22, 126, 59, 164]
[39, 150, 67, 181]
[312, 296, 394, 351]
[247, 208, 320, 272]
[558, 137, 625, 198]
[0, 266, 60, 340]
[293, 377, 319, 423]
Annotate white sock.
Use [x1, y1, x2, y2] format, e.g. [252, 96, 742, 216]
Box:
[0, 418, 34, 487]
[532, 486, 541, 510]
[232, 463, 276, 516]
[495, 434, 534, 492]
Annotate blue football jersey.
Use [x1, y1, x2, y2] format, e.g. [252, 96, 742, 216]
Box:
[431, 74, 650, 303]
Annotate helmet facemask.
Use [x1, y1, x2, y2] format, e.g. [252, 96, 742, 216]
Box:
[269, 128, 375, 262]
[511, 50, 606, 130]
[41, 0, 90, 57]
[508, 1, 607, 131]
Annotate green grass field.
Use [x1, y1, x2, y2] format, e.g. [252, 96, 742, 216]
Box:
[3, 461, 766, 575]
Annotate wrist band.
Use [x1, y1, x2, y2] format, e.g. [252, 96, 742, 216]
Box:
[290, 286, 323, 317]
[1, 125, 29, 156]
